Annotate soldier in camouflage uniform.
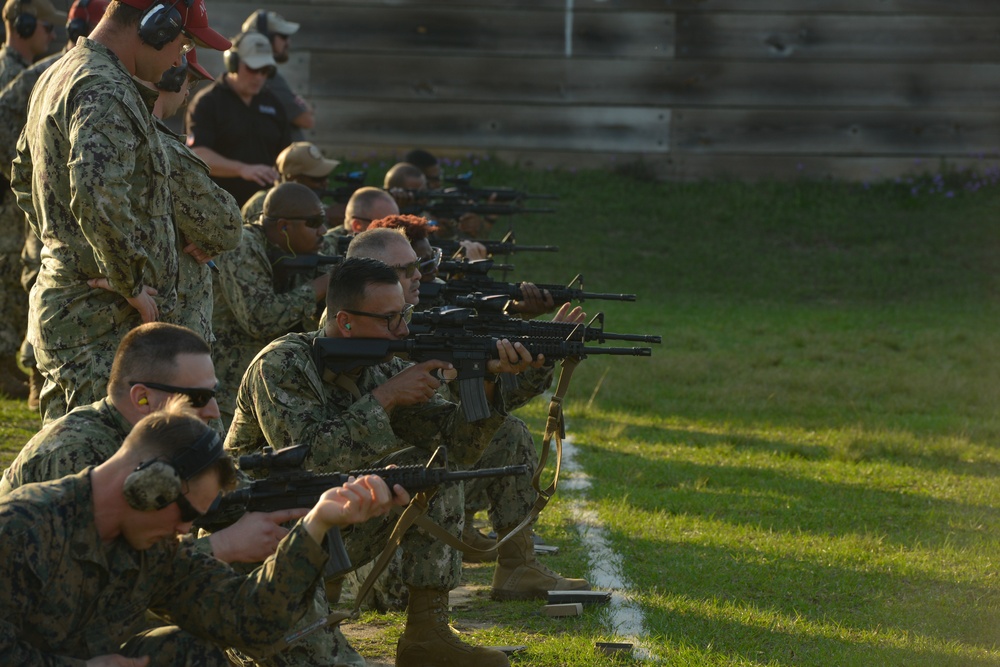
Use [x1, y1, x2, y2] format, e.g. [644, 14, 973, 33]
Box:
[227, 258, 538, 667]
[347, 221, 590, 607]
[0, 322, 305, 569]
[0, 0, 63, 399]
[152, 49, 243, 344]
[212, 182, 330, 428]
[0, 399, 403, 665]
[9, 0, 230, 423]
[0, 0, 109, 408]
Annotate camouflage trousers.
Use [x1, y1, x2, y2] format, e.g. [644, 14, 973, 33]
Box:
[121, 624, 231, 666]
[35, 333, 120, 424]
[0, 251, 27, 357]
[343, 415, 540, 612]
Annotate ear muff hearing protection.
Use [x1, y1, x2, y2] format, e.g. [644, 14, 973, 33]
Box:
[223, 31, 243, 74]
[13, 0, 38, 38]
[137, 0, 191, 51]
[123, 428, 223, 512]
[254, 8, 268, 38]
[66, 0, 92, 43]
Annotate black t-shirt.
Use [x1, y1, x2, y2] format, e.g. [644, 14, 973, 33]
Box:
[186, 75, 291, 207]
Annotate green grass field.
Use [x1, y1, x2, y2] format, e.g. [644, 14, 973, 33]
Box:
[4, 156, 1000, 665]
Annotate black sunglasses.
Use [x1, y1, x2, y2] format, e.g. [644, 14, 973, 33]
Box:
[419, 247, 443, 272]
[291, 214, 327, 229]
[342, 303, 414, 331]
[130, 381, 217, 408]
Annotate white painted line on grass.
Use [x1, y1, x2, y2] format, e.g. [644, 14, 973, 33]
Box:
[561, 433, 662, 662]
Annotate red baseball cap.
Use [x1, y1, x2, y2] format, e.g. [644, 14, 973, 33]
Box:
[68, 0, 108, 26]
[118, 0, 230, 52]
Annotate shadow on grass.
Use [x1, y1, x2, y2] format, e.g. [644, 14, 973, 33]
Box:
[641, 590, 1000, 667]
[573, 415, 1000, 480]
[582, 447, 1000, 551]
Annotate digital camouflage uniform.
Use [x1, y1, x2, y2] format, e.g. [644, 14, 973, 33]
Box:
[0, 469, 347, 665]
[0, 53, 63, 381]
[0, 397, 129, 496]
[156, 122, 243, 344]
[351, 365, 556, 611]
[225, 328, 507, 665]
[0, 396, 261, 605]
[0, 46, 33, 371]
[211, 223, 320, 428]
[11, 38, 178, 423]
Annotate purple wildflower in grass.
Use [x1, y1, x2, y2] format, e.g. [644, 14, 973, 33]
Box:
[945, 190, 955, 198]
[361, 162, 369, 169]
[473, 158, 480, 166]
[911, 186, 920, 196]
[863, 181, 871, 190]
[453, 159, 462, 168]
[797, 163, 804, 172]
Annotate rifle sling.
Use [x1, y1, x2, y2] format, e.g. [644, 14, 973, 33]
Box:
[253, 357, 582, 658]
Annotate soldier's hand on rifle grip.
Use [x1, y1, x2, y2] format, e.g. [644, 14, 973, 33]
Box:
[372, 359, 453, 412]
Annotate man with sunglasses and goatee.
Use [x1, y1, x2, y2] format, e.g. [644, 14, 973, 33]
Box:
[0, 322, 305, 566]
[211, 181, 331, 428]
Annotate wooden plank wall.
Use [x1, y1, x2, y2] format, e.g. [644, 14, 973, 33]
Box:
[198, 0, 1000, 182]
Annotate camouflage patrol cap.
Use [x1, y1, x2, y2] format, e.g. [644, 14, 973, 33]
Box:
[3, 0, 66, 25]
[277, 142, 340, 179]
[263, 182, 323, 219]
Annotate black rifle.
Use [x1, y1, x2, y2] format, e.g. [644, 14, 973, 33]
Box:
[429, 235, 559, 256]
[312, 333, 651, 421]
[196, 445, 527, 531]
[401, 201, 555, 219]
[410, 306, 662, 345]
[443, 171, 559, 203]
[437, 258, 514, 279]
[270, 252, 342, 294]
[418, 273, 636, 306]
[318, 170, 367, 204]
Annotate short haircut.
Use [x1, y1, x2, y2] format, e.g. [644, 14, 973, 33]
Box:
[383, 162, 424, 190]
[325, 257, 400, 316]
[262, 181, 323, 224]
[403, 149, 438, 170]
[105, 0, 143, 29]
[367, 214, 433, 243]
[345, 227, 410, 263]
[108, 323, 211, 401]
[345, 186, 396, 223]
[121, 397, 236, 489]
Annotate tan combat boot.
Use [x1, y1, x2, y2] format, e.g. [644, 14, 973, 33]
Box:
[0, 357, 28, 400]
[27, 366, 43, 411]
[396, 587, 509, 667]
[462, 511, 497, 563]
[490, 527, 591, 601]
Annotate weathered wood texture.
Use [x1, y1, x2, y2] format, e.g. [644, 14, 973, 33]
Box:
[200, 1, 1000, 182]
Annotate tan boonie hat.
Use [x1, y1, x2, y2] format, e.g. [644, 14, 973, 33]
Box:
[234, 31, 277, 70]
[3, 0, 66, 26]
[264, 182, 323, 220]
[242, 9, 299, 37]
[277, 142, 340, 179]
